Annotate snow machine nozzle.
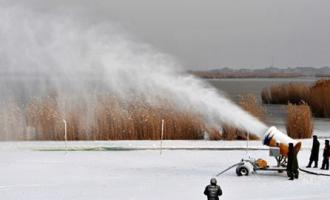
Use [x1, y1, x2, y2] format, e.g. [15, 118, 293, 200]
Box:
[263, 126, 302, 157]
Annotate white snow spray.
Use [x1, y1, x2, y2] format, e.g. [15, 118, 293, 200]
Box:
[0, 4, 268, 139]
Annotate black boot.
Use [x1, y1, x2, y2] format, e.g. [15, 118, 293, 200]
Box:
[321, 163, 325, 169]
[321, 161, 325, 169]
[313, 163, 318, 168]
[289, 177, 294, 180]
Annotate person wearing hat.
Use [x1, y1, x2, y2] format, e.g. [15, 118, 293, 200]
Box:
[204, 178, 222, 200]
[321, 140, 330, 170]
[306, 135, 320, 168]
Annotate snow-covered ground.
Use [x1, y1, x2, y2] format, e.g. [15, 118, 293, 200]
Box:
[0, 140, 329, 200]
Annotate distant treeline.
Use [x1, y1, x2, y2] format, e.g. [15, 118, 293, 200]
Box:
[191, 66, 330, 79]
[262, 79, 330, 118]
[192, 71, 302, 79]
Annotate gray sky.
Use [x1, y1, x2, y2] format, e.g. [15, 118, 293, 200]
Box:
[5, 0, 330, 69]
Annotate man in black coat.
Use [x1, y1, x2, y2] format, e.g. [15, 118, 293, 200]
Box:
[307, 135, 320, 168]
[204, 178, 222, 200]
[287, 143, 299, 180]
[321, 140, 330, 170]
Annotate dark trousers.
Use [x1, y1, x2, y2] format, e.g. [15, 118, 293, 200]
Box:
[307, 158, 318, 167]
[288, 169, 299, 179]
[321, 158, 329, 170]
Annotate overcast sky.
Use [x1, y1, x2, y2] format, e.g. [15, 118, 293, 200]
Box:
[4, 0, 330, 69]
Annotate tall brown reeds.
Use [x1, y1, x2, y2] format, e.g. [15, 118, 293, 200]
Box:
[0, 101, 26, 140]
[309, 79, 330, 117]
[206, 127, 222, 140]
[25, 96, 63, 140]
[1, 95, 206, 140]
[286, 103, 313, 139]
[261, 79, 330, 118]
[239, 94, 266, 122]
[261, 83, 310, 104]
[1, 94, 267, 141]
[221, 94, 264, 140]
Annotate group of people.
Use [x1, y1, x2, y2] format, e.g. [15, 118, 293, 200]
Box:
[279, 135, 330, 181]
[203, 135, 330, 199]
[306, 135, 330, 170]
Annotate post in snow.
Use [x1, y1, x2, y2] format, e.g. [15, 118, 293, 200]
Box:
[63, 119, 68, 152]
[160, 119, 165, 155]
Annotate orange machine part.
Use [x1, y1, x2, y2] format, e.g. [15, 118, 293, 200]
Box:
[255, 159, 268, 169]
[279, 142, 302, 157]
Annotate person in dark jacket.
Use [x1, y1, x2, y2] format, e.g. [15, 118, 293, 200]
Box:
[204, 178, 222, 200]
[307, 135, 320, 168]
[321, 140, 330, 170]
[287, 143, 299, 180]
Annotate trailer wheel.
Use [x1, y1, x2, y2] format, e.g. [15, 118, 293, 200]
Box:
[236, 166, 249, 176]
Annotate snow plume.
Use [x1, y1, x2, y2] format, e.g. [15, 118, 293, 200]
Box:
[0, 4, 267, 139]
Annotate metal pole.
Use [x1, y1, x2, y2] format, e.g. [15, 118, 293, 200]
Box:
[246, 131, 249, 156]
[160, 119, 164, 155]
[63, 119, 67, 152]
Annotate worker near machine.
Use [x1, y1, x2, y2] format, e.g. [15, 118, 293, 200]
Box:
[321, 140, 330, 170]
[204, 178, 222, 200]
[306, 135, 320, 168]
[287, 143, 299, 180]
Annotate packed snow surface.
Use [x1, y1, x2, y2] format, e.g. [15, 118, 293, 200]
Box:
[0, 140, 329, 200]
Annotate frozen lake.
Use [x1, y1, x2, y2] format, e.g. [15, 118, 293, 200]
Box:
[208, 78, 330, 138]
[0, 141, 329, 200]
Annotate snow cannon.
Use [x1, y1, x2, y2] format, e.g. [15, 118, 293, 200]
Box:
[263, 126, 301, 157]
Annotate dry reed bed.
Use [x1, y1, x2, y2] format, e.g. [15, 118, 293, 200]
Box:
[286, 103, 313, 139]
[261, 79, 330, 118]
[0, 96, 207, 140]
[309, 80, 330, 117]
[261, 83, 310, 104]
[221, 94, 264, 140]
[0, 94, 267, 141]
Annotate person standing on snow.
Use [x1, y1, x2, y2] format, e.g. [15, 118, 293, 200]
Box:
[287, 143, 299, 180]
[321, 140, 330, 170]
[307, 135, 320, 168]
[204, 178, 222, 200]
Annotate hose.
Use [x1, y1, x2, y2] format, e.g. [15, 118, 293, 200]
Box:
[216, 164, 330, 177]
[299, 168, 330, 176]
[215, 162, 243, 177]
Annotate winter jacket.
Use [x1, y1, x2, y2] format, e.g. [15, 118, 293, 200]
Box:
[287, 146, 299, 171]
[204, 184, 222, 200]
[310, 138, 320, 160]
[323, 146, 330, 159]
